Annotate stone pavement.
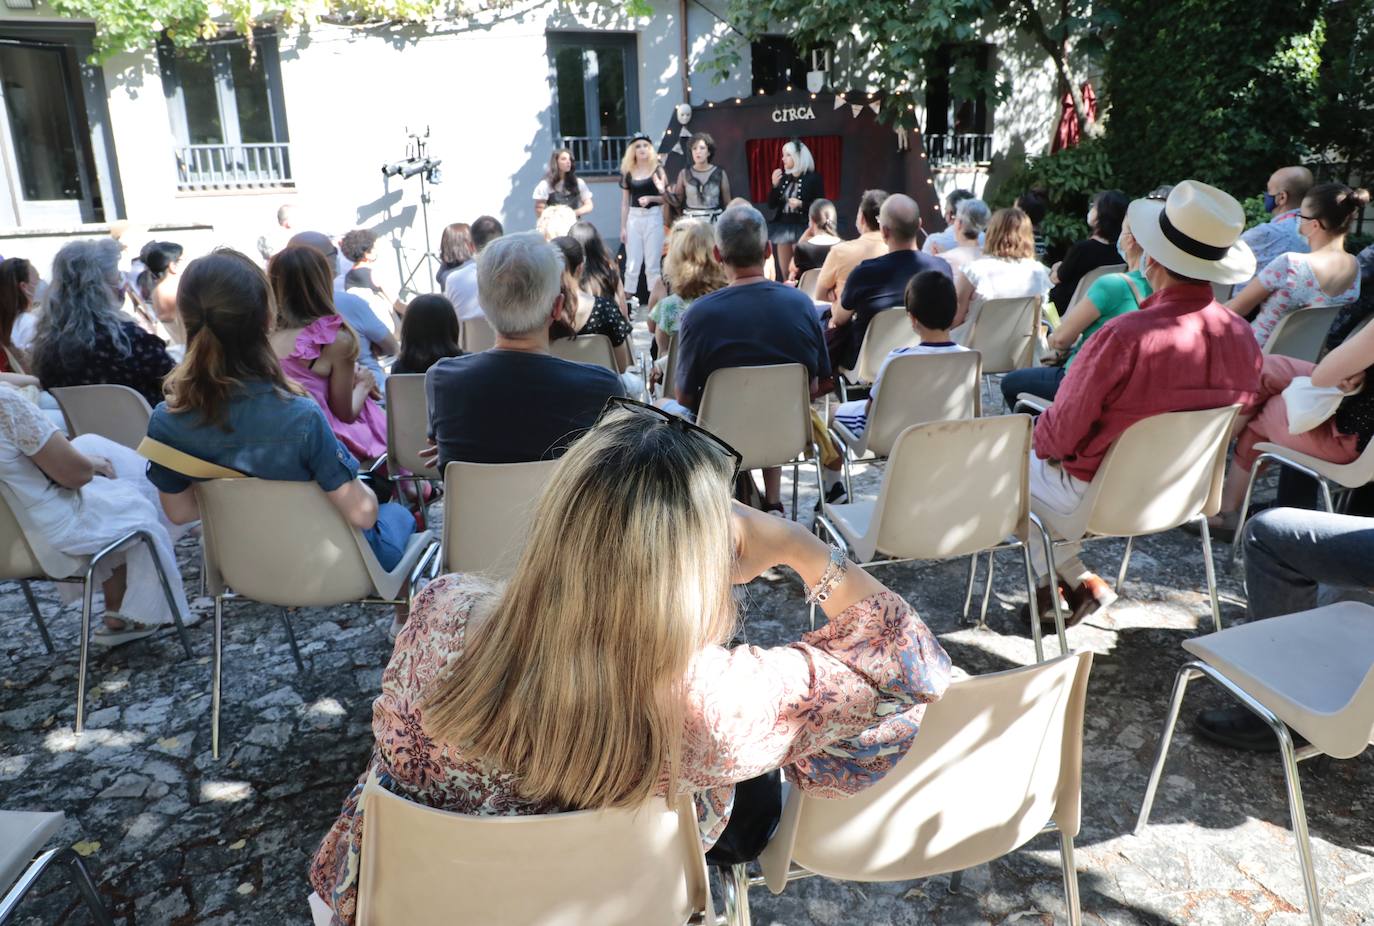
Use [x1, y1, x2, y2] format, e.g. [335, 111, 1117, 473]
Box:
[3, 461, 1374, 925]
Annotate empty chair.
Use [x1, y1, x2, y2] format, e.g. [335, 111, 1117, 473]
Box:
[696, 363, 818, 520]
[797, 267, 821, 298]
[196, 478, 438, 758]
[441, 459, 559, 577]
[49, 384, 152, 450]
[354, 775, 714, 925]
[0, 483, 192, 733]
[550, 333, 618, 372]
[735, 651, 1093, 926]
[1031, 405, 1239, 631]
[817, 416, 1067, 660]
[836, 307, 921, 401]
[1137, 602, 1374, 926]
[1262, 305, 1340, 363]
[460, 317, 497, 353]
[957, 295, 1041, 406]
[0, 810, 113, 925]
[384, 374, 439, 497]
[1062, 262, 1126, 316]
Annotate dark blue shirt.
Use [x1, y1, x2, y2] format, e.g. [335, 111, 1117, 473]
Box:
[676, 280, 831, 408]
[836, 249, 952, 370]
[145, 381, 359, 494]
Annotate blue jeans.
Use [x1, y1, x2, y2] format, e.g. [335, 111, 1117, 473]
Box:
[1244, 508, 1374, 620]
[362, 502, 416, 571]
[1000, 365, 1067, 411]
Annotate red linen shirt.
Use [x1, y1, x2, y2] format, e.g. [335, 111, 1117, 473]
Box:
[1034, 282, 1262, 482]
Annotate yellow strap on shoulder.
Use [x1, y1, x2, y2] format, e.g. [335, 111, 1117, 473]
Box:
[136, 437, 247, 480]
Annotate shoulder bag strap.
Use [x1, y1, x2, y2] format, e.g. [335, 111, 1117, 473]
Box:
[136, 436, 247, 480]
[1118, 272, 1147, 306]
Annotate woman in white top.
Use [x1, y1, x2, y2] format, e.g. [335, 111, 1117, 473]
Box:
[533, 148, 594, 218]
[937, 197, 989, 278]
[0, 386, 190, 643]
[1227, 182, 1368, 348]
[954, 206, 1052, 328]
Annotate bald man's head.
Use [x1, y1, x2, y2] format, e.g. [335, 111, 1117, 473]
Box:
[879, 194, 921, 244]
[1269, 166, 1313, 211]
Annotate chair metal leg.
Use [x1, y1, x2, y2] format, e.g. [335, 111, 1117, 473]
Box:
[977, 550, 996, 628]
[138, 532, 194, 660]
[1020, 543, 1045, 663]
[948, 869, 964, 894]
[279, 608, 305, 673]
[1059, 832, 1083, 926]
[1135, 664, 1200, 834]
[20, 580, 53, 654]
[212, 595, 224, 760]
[1276, 723, 1325, 926]
[723, 863, 752, 926]
[1196, 516, 1223, 632]
[75, 572, 96, 734]
[1115, 536, 1133, 595]
[791, 462, 799, 522]
[1030, 514, 1068, 656]
[961, 554, 978, 624]
[1230, 457, 1267, 564]
[62, 847, 115, 926]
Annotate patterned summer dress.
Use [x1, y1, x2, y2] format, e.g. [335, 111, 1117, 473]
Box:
[1251, 252, 1362, 349]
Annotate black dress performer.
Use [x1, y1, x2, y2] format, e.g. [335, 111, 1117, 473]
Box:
[669, 132, 732, 222]
[767, 139, 823, 280]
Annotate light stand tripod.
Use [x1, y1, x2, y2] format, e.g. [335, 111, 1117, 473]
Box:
[381, 127, 443, 298]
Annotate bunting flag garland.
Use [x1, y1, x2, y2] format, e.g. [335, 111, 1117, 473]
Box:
[670, 141, 683, 155]
[869, 101, 881, 115]
[833, 95, 847, 111]
[850, 104, 863, 117]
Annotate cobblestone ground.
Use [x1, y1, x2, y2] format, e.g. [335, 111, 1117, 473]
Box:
[4, 353, 1374, 925]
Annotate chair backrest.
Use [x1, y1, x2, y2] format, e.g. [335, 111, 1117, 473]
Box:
[662, 334, 680, 400]
[0, 483, 82, 581]
[49, 384, 152, 450]
[961, 296, 1041, 374]
[461, 317, 497, 353]
[550, 333, 618, 372]
[859, 415, 1032, 562]
[1063, 262, 1126, 312]
[442, 459, 559, 577]
[384, 374, 438, 479]
[1083, 404, 1240, 536]
[697, 364, 811, 471]
[797, 268, 821, 298]
[863, 350, 982, 457]
[357, 779, 712, 926]
[851, 308, 920, 384]
[1262, 305, 1340, 363]
[760, 651, 1093, 890]
[195, 479, 389, 605]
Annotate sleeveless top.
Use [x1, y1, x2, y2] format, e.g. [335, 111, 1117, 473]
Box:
[278, 315, 389, 461]
[621, 173, 659, 205]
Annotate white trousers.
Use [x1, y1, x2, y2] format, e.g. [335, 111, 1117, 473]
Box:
[623, 207, 664, 292]
[1027, 454, 1092, 582]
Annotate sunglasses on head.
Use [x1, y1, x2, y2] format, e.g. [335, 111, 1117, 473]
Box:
[596, 396, 743, 479]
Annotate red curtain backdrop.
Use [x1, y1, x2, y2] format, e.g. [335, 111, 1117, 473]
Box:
[746, 135, 842, 203]
[1052, 81, 1098, 153]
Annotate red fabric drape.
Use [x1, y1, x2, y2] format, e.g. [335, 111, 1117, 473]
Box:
[746, 135, 842, 203]
[1052, 81, 1098, 153]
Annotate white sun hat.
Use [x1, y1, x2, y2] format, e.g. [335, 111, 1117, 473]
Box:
[1127, 179, 1257, 285]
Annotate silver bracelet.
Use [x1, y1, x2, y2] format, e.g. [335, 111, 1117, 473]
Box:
[805, 544, 849, 605]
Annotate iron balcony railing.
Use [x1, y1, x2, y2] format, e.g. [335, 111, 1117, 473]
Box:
[175, 143, 293, 191]
[558, 134, 636, 176]
[926, 133, 995, 168]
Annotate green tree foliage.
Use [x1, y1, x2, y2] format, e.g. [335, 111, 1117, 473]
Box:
[1310, 0, 1374, 179]
[987, 137, 1115, 255]
[1102, 0, 1325, 197]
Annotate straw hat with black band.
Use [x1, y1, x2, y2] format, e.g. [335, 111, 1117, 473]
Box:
[1127, 179, 1256, 285]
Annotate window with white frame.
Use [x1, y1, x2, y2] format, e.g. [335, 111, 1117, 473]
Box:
[158, 32, 291, 191]
[547, 32, 639, 176]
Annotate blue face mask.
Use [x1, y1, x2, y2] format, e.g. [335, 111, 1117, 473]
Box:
[1116, 240, 1128, 263]
[1263, 193, 1277, 213]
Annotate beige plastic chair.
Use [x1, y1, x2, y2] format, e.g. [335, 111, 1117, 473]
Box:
[1137, 602, 1374, 926]
[0, 483, 192, 733]
[957, 295, 1042, 409]
[697, 363, 819, 521]
[356, 775, 714, 925]
[384, 373, 439, 492]
[1031, 405, 1239, 632]
[460, 317, 497, 353]
[836, 307, 921, 401]
[195, 478, 438, 758]
[441, 459, 559, 577]
[550, 333, 618, 372]
[662, 334, 680, 400]
[1262, 305, 1338, 363]
[817, 416, 1068, 660]
[1231, 437, 1374, 563]
[736, 651, 1093, 926]
[797, 267, 821, 298]
[1061, 262, 1126, 314]
[50, 384, 153, 450]
[0, 810, 113, 925]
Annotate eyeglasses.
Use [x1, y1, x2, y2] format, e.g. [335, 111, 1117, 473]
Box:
[596, 396, 743, 479]
[1298, 214, 1319, 222]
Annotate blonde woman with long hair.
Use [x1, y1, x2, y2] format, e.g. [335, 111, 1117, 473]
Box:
[649, 218, 728, 353]
[619, 132, 669, 295]
[310, 401, 951, 924]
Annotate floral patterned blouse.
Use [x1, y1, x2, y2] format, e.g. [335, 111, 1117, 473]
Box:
[1251, 252, 1362, 349]
[309, 573, 951, 924]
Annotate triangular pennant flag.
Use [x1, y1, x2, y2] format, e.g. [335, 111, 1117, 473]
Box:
[869, 101, 881, 115]
[850, 104, 863, 117]
[832, 96, 847, 111]
[670, 141, 683, 155]
[679, 127, 692, 138]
